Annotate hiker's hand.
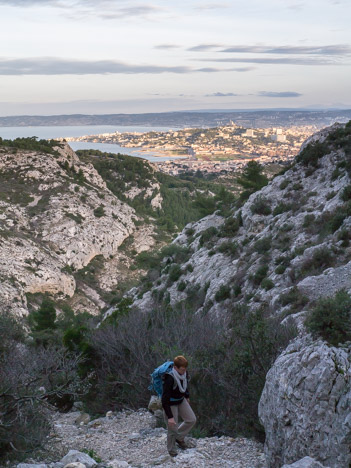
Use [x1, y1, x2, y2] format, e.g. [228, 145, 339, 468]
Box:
[168, 418, 176, 427]
[186, 398, 190, 404]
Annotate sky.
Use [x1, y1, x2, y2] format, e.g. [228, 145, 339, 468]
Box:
[0, 0, 350, 115]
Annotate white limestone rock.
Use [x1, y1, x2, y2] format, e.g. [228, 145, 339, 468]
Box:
[281, 456, 329, 468]
[60, 451, 97, 468]
[259, 337, 351, 468]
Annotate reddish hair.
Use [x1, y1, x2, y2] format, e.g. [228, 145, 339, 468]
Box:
[174, 355, 188, 368]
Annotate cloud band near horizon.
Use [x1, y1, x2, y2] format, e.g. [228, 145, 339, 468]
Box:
[0, 57, 244, 75]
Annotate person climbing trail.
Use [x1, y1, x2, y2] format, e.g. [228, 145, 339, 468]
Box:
[161, 355, 196, 457]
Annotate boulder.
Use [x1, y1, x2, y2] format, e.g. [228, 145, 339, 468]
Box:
[108, 461, 130, 468]
[17, 465, 47, 468]
[63, 464, 86, 468]
[60, 451, 97, 468]
[281, 456, 329, 467]
[259, 337, 351, 468]
[148, 395, 162, 412]
[74, 413, 90, 425]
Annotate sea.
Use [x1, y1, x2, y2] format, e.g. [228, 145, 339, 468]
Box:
[0, 125, 186, 162]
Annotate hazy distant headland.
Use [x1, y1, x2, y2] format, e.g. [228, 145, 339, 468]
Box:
[1, 109, 351, 128]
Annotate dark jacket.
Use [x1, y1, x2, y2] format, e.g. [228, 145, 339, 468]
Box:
[162, 373, 190, 419]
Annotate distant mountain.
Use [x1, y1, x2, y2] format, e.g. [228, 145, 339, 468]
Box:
[1, 109, 351, 128]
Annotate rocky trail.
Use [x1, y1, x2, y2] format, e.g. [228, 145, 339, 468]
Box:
[16, 409, 266, 468]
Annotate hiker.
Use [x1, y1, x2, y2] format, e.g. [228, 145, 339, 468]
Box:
[161, 355, 196, 457]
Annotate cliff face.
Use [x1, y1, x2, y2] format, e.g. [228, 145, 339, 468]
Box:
[0, 142, 159, 316]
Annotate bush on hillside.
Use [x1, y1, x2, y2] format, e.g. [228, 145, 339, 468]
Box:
[89, 303, 297, 439]
[251, 196, 272, 216]
[199, 226, 218, 247]
[237, 160, 268, 200]
[219, 216, 240, 237]
[299, 247, 335, 278]
[305, 290, 351, 346]
[296, 141, 328, 167]
[215, 285, 231, 302]
[0, 311, 84, 461]
[217, 241, 238, 256]
[252, 265, 269, 285]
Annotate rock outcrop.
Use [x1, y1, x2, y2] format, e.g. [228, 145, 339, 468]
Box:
[281, 457, 329, 468]
[259, 337, 351, 468]
[0, 142, 159, 316]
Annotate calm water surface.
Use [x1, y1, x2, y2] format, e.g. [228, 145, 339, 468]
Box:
[0, 125, 185, 161]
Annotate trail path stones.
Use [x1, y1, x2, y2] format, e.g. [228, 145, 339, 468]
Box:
[39, 409, 266, 467]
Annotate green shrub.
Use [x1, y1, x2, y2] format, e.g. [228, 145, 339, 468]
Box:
[279, 180, 289, 190]
[303, 214, 315, 228]
[299, 247, 334, 278]
[168, 264, 183, 283]
[296, 141, 328, 167]
[338, 228, 350, 247]
[93, 205, 105, 217]
[292, 182, 303, 191]
[252, 265, 268, 285]
[273, 203, 291, 216]
[251, 196, 272, 216]
[275, 264, 286, 274]
[261, 278, 274, 290]
[219, 216, 240, 237]
[199, 226, 218, 247]
[279, 287, 309, 312]
[185, 227, 195, 236]
[341, 185, 351, 201]
[254, 237, 271, 254]
[215, 285, 231, 302]
[237, 160, 268, 200]
[177, 280, 187, 292]
[305, 290, 351, 346]
[218, 241, 238, 256]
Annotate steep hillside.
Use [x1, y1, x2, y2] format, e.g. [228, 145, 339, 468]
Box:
[130, 122, 351, 324]
[119, 121, 351, 467]
[0, 140, 235, 318]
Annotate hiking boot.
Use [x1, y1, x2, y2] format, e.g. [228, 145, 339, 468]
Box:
[169, 450, 178, 457]
[176, 439, 188, 450]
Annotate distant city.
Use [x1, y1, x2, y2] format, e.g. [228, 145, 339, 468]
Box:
[65, 122, 315, 175]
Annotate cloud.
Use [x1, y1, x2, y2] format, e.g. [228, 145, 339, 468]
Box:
[187, 44, 223, 52]
[197, 56, 340, 65]
[0, 0, 167, 20]
[0, 57, 246, 75]
[206, 92, 239, 97]
[194, 3, 230, 10]
[258, 91, 302, 98]
[0, 57, 191, 75]
[220, 44, 351, 55]
[154, 44, 181, 50]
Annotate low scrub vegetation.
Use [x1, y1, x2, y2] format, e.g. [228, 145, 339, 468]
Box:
[305, 290, 351, 346]
[251, 196, 272, 216]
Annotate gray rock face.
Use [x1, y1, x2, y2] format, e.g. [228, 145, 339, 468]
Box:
[281, 456, 328, 467]
[259, 337, 351, 468]
[297, 260, 351, 301]
[60, 451, 97, 468]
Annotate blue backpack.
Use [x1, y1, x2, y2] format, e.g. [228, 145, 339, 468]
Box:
[149, 361, 174, 397]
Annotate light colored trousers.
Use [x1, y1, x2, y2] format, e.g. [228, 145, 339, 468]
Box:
[163, 399, 196, 453]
